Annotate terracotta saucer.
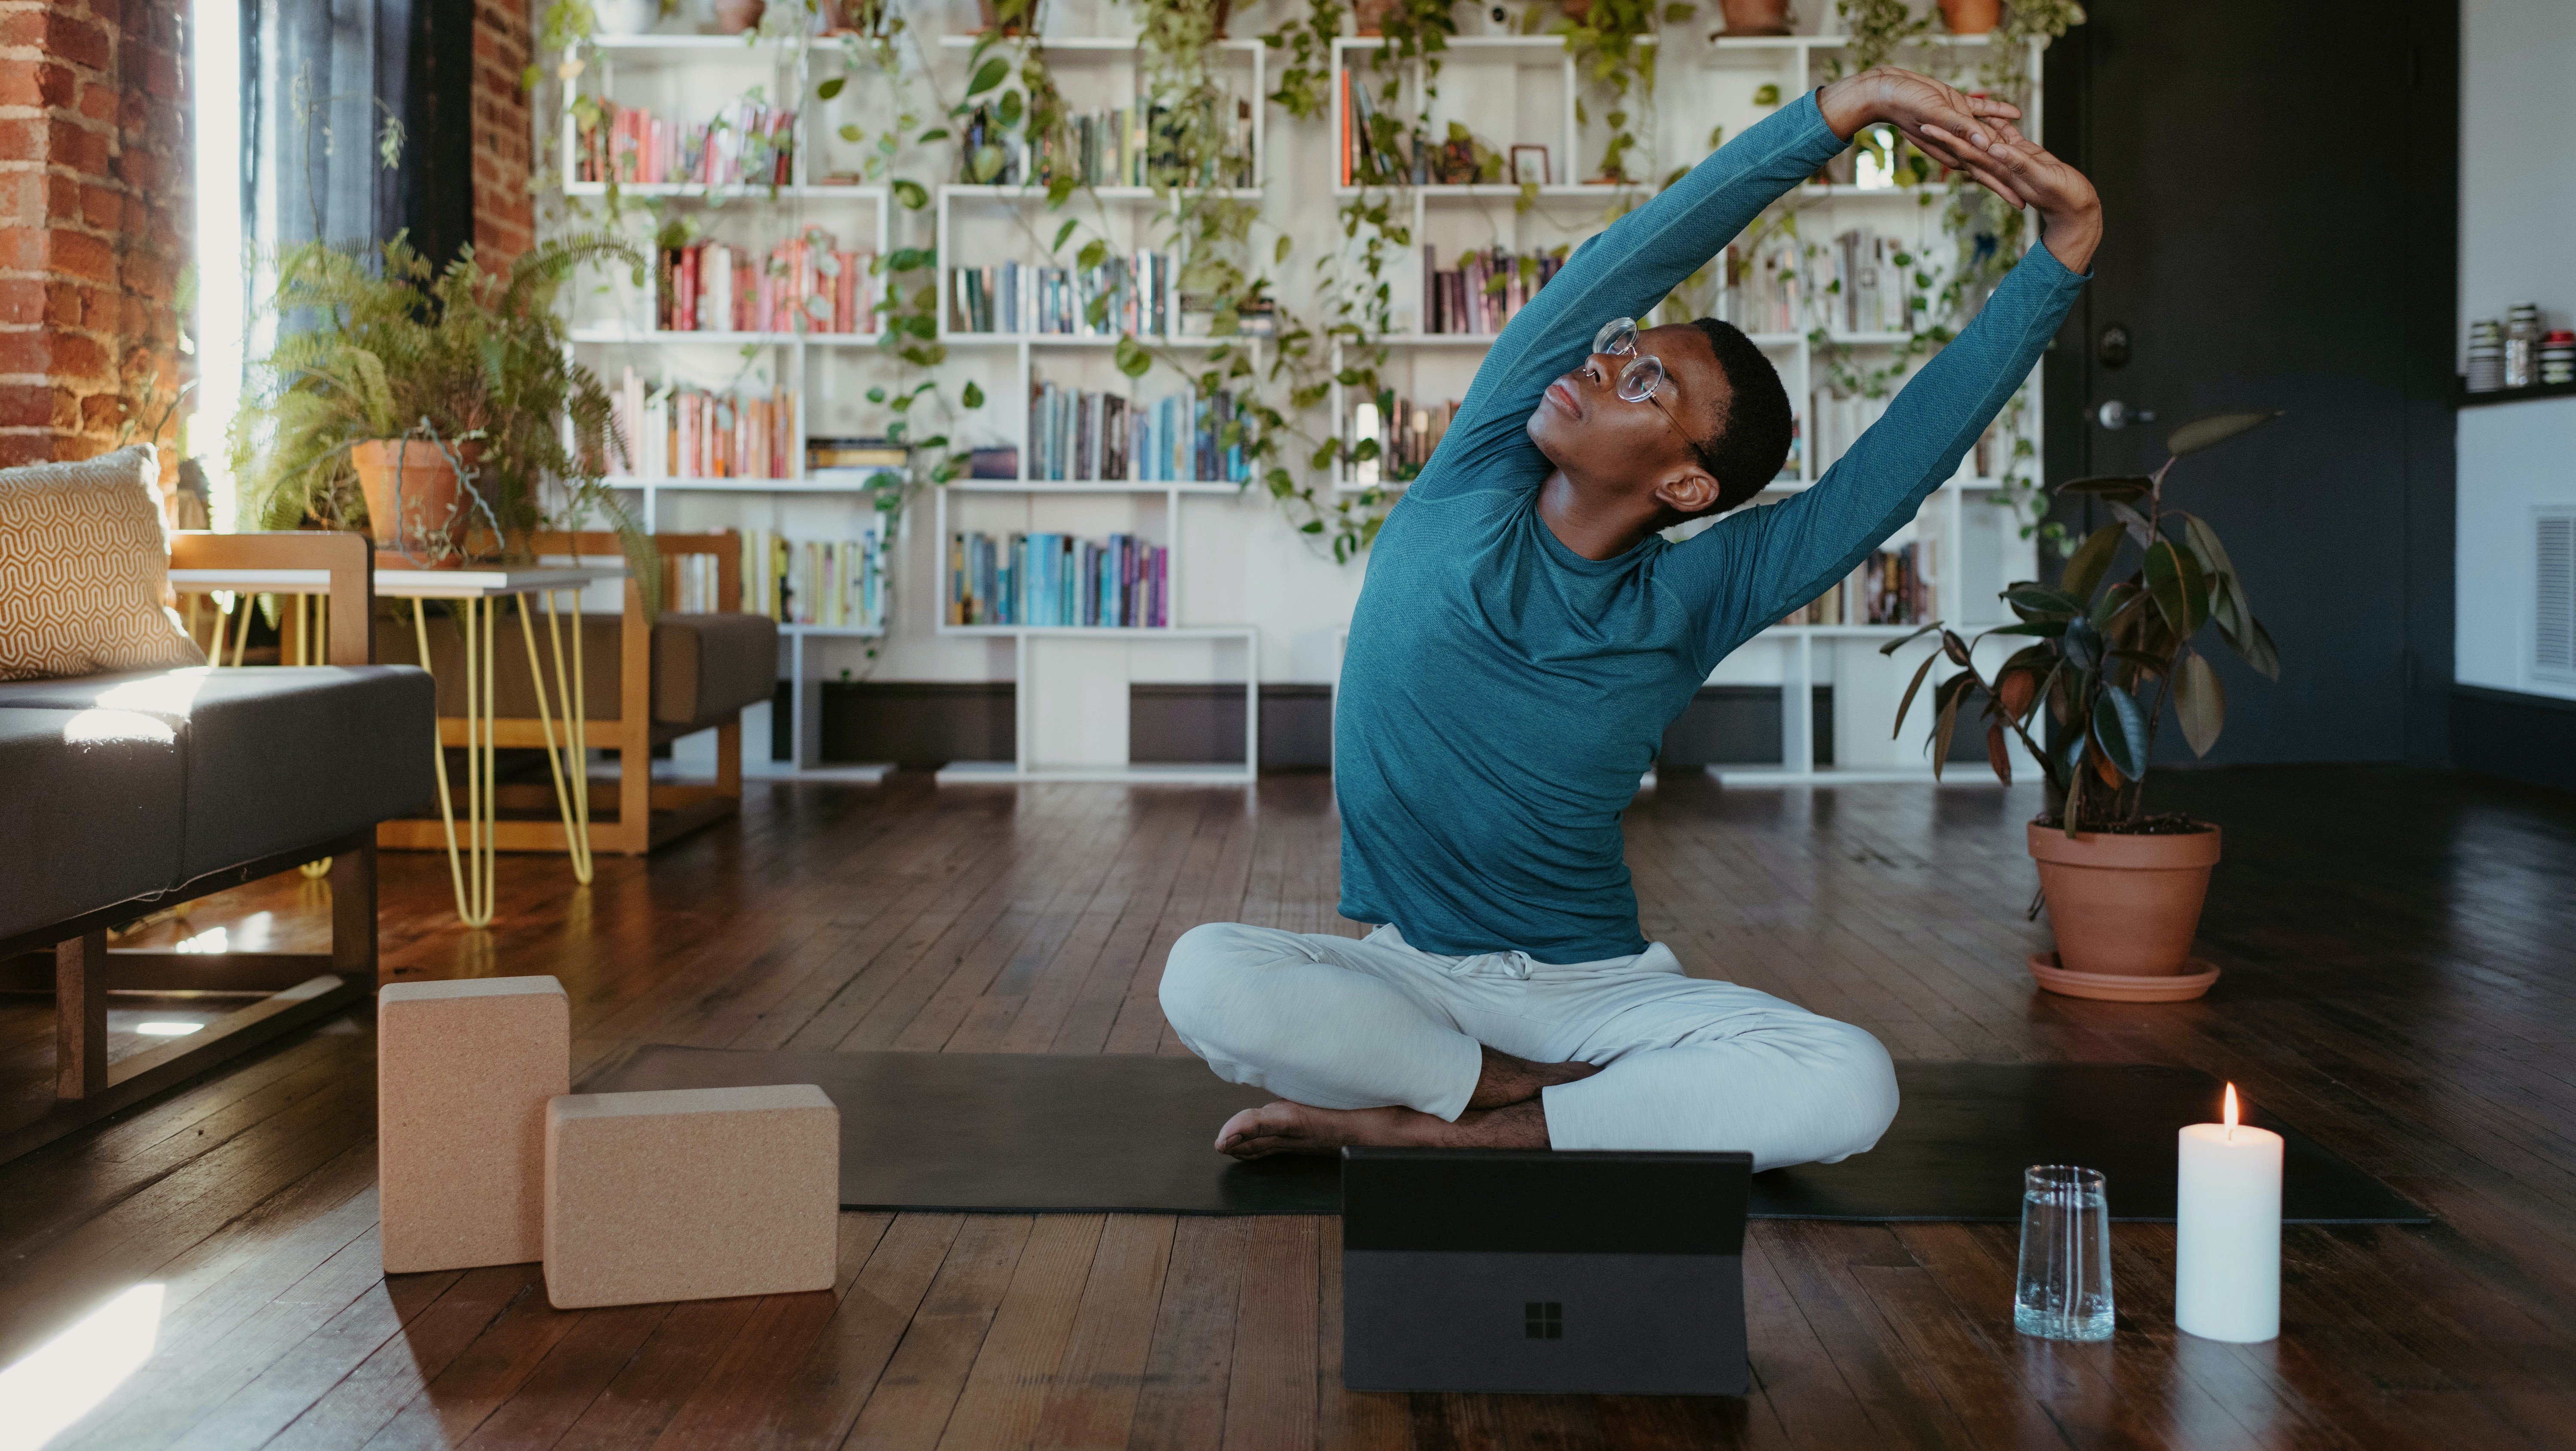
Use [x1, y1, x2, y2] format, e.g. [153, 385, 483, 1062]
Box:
[2026, 952, 2220, 1003]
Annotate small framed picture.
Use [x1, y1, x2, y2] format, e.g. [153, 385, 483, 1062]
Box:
[1509, 145, 1551, 187]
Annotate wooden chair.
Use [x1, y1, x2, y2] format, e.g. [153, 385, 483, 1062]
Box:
[372, 531, 770, 858]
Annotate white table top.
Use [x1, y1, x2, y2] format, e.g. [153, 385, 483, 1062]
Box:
[171, 565, 623, 599]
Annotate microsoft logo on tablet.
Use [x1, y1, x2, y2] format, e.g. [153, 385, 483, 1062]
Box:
[1524, 1302, 1563, 1340]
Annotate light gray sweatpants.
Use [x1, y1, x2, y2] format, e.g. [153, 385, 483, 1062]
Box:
[1158, 922, 1899, 1172]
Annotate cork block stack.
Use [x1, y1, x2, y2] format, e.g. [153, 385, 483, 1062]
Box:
[379, 977, 570, 1273]
[544, 1086, 840, 1308]
[377, 976, 839, 1309]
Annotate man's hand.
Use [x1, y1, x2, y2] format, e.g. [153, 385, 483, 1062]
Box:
[1815, 66, 2102, 275]
[1911, 117, 2103, 274]
[1816, 66, 2018, 148]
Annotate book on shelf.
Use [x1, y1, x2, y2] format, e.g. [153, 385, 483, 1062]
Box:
[609, 367, 797, 480]
[1718, 234, 1802, 335]
[1421, 245, 1563, 335]
[1024, 379, 1251, 483]
[1831, 228, 1926, 335]
[946, 530, 1169, 628]
[576, 98, 795, 188]
[948, 252, 1174, 337]
[655, 230, 875, 334]
[960, 97, 1253, 190]
[1782, 543, 1928, 627]
[739, 527, 888, 629]
[807, 436, 908, 470]
[1348, 391, 1457, 486]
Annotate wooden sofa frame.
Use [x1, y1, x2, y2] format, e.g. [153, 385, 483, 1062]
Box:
[0, 531, 381, 1166]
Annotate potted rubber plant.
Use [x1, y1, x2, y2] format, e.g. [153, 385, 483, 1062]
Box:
[1889, 410, 2283, 1002]
[231, 231, 642, 569]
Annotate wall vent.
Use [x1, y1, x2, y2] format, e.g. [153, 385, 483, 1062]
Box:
[2542, 510, 2576, 683]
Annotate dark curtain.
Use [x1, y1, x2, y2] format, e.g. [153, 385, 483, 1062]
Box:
[242, 0, 474, 267]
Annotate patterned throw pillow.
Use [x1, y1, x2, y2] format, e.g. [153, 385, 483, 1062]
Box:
[0, 444, 207, 681]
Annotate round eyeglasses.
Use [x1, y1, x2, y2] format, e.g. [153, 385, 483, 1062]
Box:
[1592, 317, 1667, 404]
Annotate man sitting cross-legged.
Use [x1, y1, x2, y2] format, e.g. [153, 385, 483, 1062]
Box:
[1159, 68, 2099, 1170]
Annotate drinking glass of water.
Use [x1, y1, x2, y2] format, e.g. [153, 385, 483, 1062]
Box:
[2014, 1165, 2114, 1341]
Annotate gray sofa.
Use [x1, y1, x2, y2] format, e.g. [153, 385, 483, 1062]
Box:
[0, 531, 433, 1162]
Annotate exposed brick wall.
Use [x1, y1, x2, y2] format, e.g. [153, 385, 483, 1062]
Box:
[473, 0, 535, 268]
[0, 0, 188, 475]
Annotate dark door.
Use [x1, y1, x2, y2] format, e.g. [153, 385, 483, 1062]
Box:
[2039, 0, 2457, 765]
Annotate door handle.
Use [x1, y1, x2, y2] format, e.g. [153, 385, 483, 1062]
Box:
[2095, 400, 2157, 430]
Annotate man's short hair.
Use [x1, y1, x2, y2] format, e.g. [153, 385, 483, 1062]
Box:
[1688, 317, 1794, 516]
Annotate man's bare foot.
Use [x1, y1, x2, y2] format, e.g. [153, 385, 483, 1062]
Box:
[1466, 1046, 1602, 1110]
[1215, 1098, 1551, 1159]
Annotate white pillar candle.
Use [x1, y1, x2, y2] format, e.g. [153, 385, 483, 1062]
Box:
[2175, 1083, 2283, 1343]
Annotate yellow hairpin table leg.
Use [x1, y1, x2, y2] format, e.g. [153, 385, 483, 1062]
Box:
[414, 596, 497, 928]
[517, 590, 594, 885]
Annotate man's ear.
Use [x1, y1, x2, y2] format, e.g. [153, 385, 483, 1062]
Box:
[1652, 465, 1719, 516]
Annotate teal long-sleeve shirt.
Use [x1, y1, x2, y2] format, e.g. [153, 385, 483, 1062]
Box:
[1332, 91, 2089, 961]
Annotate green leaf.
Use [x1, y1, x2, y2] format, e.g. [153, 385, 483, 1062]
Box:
[839, 123, 863, 142]
[2056, 475, 2154, 502]
[1076, 239, 1107, 271]
[2060, 614, 2102, 672]
[891, 179, 928, 210]
[972, 146, 1004, 183]
[916, 128, 950, 143]
[1890, 648, 1941, 737]
[1113, 334, 1152, 379]
[997, 89, 1022, 128]
[2143, 539, 2209, 637]
[2106, 498, 2155, 546]
[2231, 614, 2282, 681]
[1752, 82, 1781, 106]
[1051, 219, 1078, 252]
[2092, 685, 2150, 782]
[2172, 649, 2226, 756]
[967, 58, 1009, 96]
[1046, 175, 1078, 206]
[865, 386, 887, 404]
[2164, 410, 2282, 458]
[2059, 524, 2124, 603]
[1929, 673, 1972, 780]
[1274, 234, 1293, 264]
[2004, 584, 2083, 621]
[961, 380, 985, 409]
[817, 76, 847, 100]
[1877, 622, 1940, 656]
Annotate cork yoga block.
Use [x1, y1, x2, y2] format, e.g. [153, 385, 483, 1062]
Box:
[378, 976, 571, 1274]
[543, 1084, 839, 1309]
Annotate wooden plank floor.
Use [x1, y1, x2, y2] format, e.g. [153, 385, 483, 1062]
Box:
[5, 766, 2576, 1449]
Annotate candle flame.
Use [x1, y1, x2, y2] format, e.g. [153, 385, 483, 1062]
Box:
[2224, 1082, 2239, 1141]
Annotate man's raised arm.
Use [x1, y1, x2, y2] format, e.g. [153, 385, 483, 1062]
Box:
[1414, 73, 2028, 502]
[1664, 117, 2101, 663]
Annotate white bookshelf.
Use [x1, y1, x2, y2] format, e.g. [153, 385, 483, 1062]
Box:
[542, 14, 2052, 785]
[557, 30, 900, 772]
[922, 33, 1269, 782]
[1325, 27, 2047, 783]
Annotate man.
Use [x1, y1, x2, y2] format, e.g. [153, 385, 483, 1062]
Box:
[1159, 68, 2099, 1170]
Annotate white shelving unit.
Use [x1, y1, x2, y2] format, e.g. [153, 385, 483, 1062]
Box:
[1326, 27, 2046, 784]
[925, 33, 1268, 782]
[556, 30, 897, 772]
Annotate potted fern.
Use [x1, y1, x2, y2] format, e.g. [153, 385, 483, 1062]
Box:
[1889, 411, 2282, 1002]
[231, 233, 642, 569]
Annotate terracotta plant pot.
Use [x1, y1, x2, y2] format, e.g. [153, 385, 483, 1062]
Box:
[2026, 821, 2223, 999]
[350, 438, 479, 566]
[712, 0, 764, 34]
[1938, 0, 2000, 33]
[1717, 0, 1791, 36]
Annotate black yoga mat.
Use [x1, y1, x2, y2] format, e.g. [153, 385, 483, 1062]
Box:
[582, 1049, 2427, 1224]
